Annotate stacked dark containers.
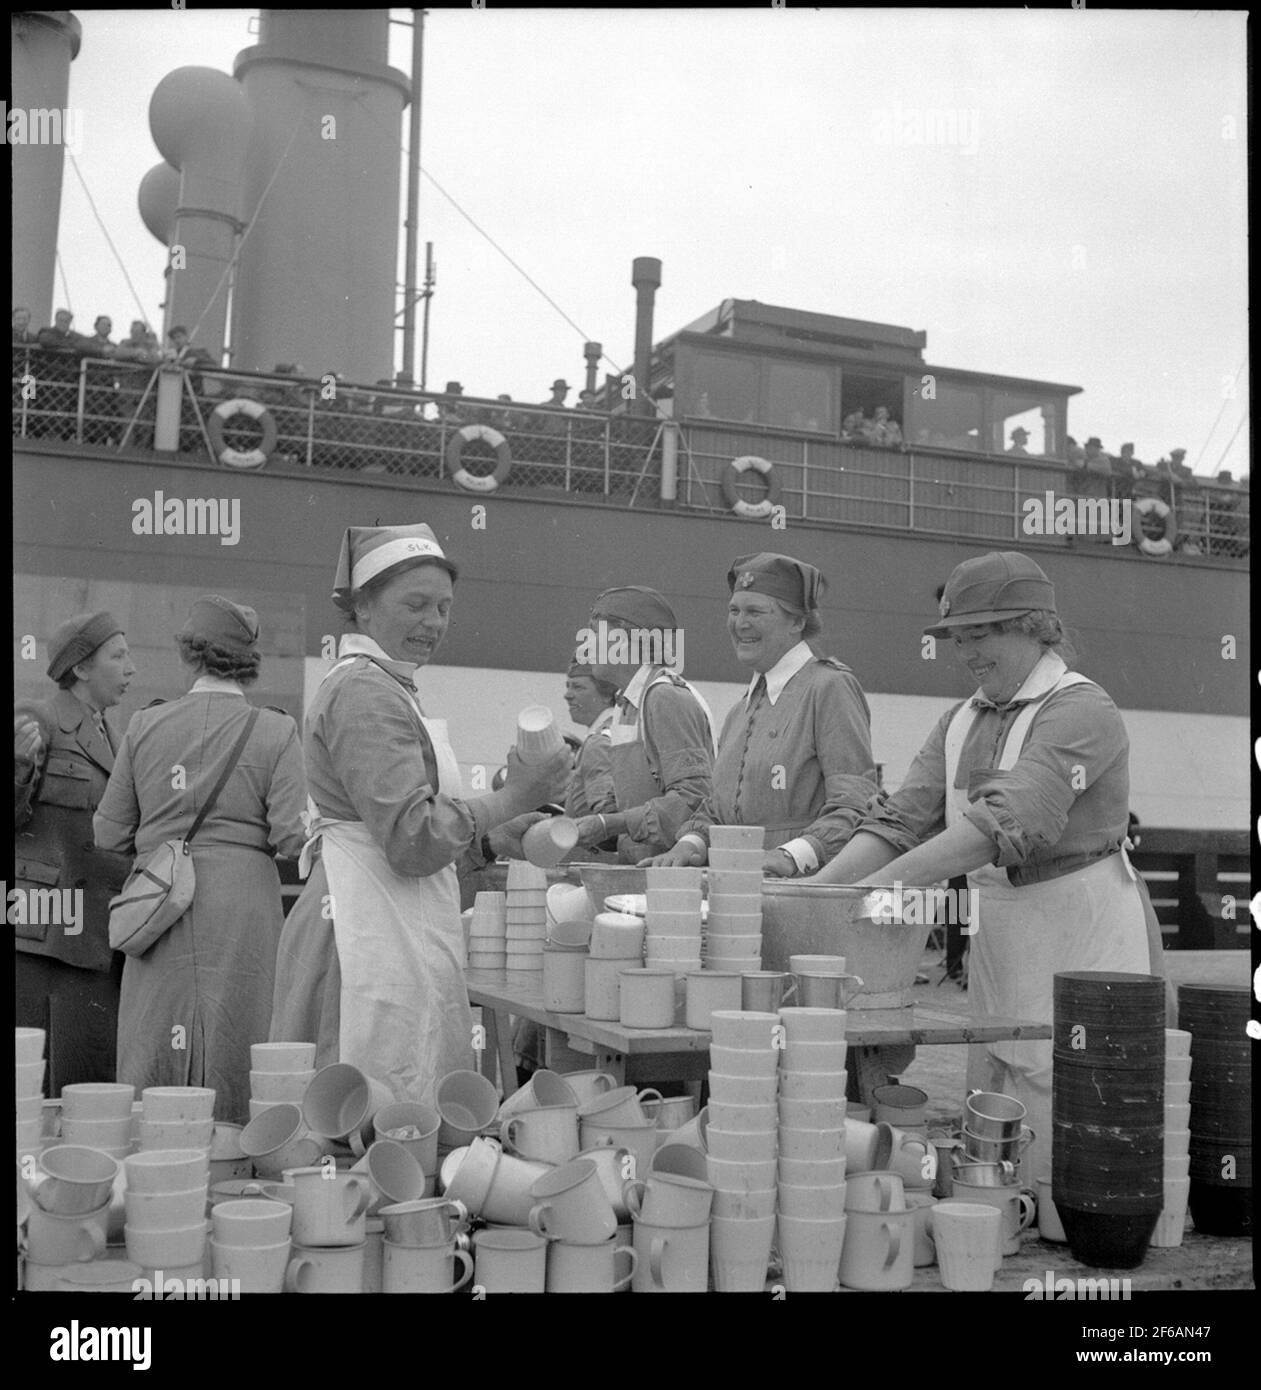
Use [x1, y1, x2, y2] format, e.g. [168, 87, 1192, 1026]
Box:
[1052, 971, 1164, 1267]
[1179, 983, 1252, 1237]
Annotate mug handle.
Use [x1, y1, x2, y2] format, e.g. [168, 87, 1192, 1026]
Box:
[344, 1176, 372, 1222]
[348, 1127, 369, 1159]
[622, 1179, 646, 1217]
[1018, 1126, 1036, 1153]
[612, 1244, 638, 1292]
[527, 1203, 553, 1238]
[239, 1182, 267, 1197]
[284, 1257, 309, 1293]
[1015, 1189, 1037, 1233]
[882, 1221, 902, 1272]
[593, 1074, 615, 1095]
[877, 1175, 893, 1213]
[649, 1235, 669, 1290]
[637, 1089, 664, 1123]
[840, 974, 865, 1008]
[447, 1198, 470, 1231]
[450, 1248, 475, 1293]
[780, 978, 798, 1004]
[78, 1223, 107, 1262]
[500, 1118, 522, 1154]
[453, 1231, 472, 1254]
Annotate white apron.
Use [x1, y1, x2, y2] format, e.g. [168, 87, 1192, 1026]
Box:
[298, 661, 474, 1107]
[944, 672, 1149, 1182]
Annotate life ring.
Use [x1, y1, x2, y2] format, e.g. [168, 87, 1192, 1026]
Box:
[1135, 496, 1177, 556]
[447, 424, 512, 492]
[209, 398, 276, 469]
[723, 455, 781, 518]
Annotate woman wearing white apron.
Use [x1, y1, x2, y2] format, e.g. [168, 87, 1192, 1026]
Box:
[813, 552, 1163, 1182]
[570, 586, 716, 863]
[269, 523, 570, 1106]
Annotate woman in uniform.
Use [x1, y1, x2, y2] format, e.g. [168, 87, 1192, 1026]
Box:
[569, 585, 715, 863]
[811, 551, 1162, 1179]
[15, 612, 135, 1092]
[562, 656, 617, 823]
[268, 523, 570, 1105]
[94, 597, 307, 1123]
[643, 553, 877, 875]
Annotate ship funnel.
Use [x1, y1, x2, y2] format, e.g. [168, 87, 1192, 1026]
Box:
[229, 8, 410, 381]
[138, 161, 180, 245]
[631, 256, 662, 417]
[148, 66, 251, 359]
[11, 10, 82, 327]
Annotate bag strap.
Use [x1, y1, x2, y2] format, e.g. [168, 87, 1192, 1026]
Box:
[185, 707, 260, 847]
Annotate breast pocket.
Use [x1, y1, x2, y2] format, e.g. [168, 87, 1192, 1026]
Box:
[37, 752, 97, 811]
[11, 856, 61, 941]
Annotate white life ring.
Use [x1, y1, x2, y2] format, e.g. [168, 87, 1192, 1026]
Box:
[1135, 496, 1177, 556]
[723, 455, 781, 518]
[447, 424, 512, 492]
[209, 398, 277, 469]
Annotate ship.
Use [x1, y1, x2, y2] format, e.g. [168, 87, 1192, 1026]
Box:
[12, 9, 1250, 888]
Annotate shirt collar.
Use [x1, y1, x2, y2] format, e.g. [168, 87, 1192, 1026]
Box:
[970, 650, 1068, 711]
[619, 663, 656, 711]
[338, 631, 418, 681]
[747, 640, 813, 707]
[590, 705, 617, 733]
[190, 674, 244, 695]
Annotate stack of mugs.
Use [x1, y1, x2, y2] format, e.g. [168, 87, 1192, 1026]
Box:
[373, 1100, 442, 1198]
[248, 1041, 317, 1121]
[704, 825, 765, 974]
[124, 1148, 211, 1280]
[138, 1087, 215, 1154]
[527, 1157, 622, 1292]
[379, 1196, 473, 1293]
[585, 912, 644, 1021]
[840, 1171, 916, 1290]
[644, 865, 703, 977]
[16, 1027, 46, 1162]
[22, 1145, 120, 1287]
[706, 1010, 779, 1290]
[1052, 970, 1165, 1268]
[505, 862, 549, 972]
[284, 1164, 373, 1293]
[59, 1083, 135, 1161]
[576, 1085, 663, 1187]
[622, 1166, 709, 1293]
[951, 1092, 1035, 1260]
[210, 1196, 293, 1293]
[467, 891, 508, 971]
[776, 1007, 849, 1290]
[1152, 1027, 1192, 1247]
[1179, 983, 1252, 1238]
[542, 918, 590, 1013]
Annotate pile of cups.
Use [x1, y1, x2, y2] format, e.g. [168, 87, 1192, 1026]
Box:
[1179, 983, 1251, 1238]
[380, 1195, 474, 1293]
[950, 1091, 1035, 1261]
[467, 890, 508, 971]
[283, 1163, 374, 1292]
[16, 1027, 46, 1162]
[23, 1145, 122, 1286]
[871, 1083, 938, 1269]
[210, 1193, 293, 1293]
[138, 1086, 215, 1154]
[706, 1010, 780, 1290]
[623, 1163, 710, 1293]
[704, 825, 765, 973]
[124, 1147, 211, 1279]
[505, 861, 549, 972]
[841, 1170, 916, 1290]
[1152, 1027, 1192, 1246]
[776, 1007, 849, 1290]
[59, 1082, 135, 1160]
[585, 911, 644, 1021]
[248, 1041, 317, 1120]
[644, 865, 703, 976]
[542, 916, 590, 1013]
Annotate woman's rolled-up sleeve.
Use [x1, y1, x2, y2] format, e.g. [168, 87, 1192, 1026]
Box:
[627, 684, 714, 849]
[321, 675, 477, 877]
[851, 705, 957, 859]
[962, 685, 1127, 867]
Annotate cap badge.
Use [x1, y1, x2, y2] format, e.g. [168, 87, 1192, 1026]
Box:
[939, 596, 951, 617]
[738, 572, 756, 589]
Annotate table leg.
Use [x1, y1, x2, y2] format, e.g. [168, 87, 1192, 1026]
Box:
[479, 1007, 516, 1097]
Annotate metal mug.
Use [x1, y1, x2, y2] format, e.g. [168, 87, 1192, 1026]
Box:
[961, 1126, 1036, 1164]
[950, 1158, 1018, 1188]
[964, 1090, 1027, 1141]
[794, 972, 865, 1009]
[740, 972, 796, 1012]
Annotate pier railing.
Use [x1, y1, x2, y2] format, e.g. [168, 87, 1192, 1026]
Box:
[11, 348, 1249, 561]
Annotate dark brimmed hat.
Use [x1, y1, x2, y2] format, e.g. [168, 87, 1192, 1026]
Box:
[923, 552, 1056, 637]
[179, 596, 259, 651]
[332, 523, 457, 610]
[727, 553, 825, 613]
[552, 379, 570, 391]
[47, 611, 125, 681]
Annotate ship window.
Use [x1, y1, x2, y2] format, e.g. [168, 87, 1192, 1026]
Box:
[681, 350, 757, 424]
[840, 371, 903, 429]
[766, 361, 833, 433]
[990, 391, 1055, 457]
[907, 381, 981, 451]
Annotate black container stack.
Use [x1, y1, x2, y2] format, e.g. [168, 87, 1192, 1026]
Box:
[1052, 971, 1165, 1268]
[1179, 983, 1253, 1237]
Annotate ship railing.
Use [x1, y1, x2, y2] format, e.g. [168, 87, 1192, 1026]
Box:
[10, 347, 1249, 561]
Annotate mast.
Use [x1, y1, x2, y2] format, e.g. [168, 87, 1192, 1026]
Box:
[401, 8, 425, 384]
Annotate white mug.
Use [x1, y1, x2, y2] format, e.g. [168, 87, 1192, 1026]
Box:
[546, 1235, 637, 1293]
[210, 1237, 291, 1293]
[382, 1239, 474, 1293]
[499, 1105, 581, 1166]
[285, 1241, 366, 1294]
[287, 1168, 372, 1247]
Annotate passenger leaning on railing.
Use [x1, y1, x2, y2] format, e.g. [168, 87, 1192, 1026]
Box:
[12, 306, 38, 345]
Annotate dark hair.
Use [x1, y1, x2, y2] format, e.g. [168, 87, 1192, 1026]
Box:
[175, 632, 261, 684]
[340, 558, 457, 630]
[56, 641, 117, 690]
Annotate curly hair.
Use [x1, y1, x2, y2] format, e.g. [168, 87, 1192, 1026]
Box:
[175, 632, 261, 684]
[772, 599, 823, 640]
[993, 609, 1078, 664]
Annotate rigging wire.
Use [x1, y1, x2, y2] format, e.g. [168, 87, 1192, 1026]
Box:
[65, 149, 151, 327]
[54, 251, 74, 318]
[1190, 358, 1245, 474]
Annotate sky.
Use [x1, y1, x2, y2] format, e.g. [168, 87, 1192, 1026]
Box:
[45, 6, 1249, 478]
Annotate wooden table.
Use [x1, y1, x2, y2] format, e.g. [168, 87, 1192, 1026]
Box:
[464, 968, 1053, 1104]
